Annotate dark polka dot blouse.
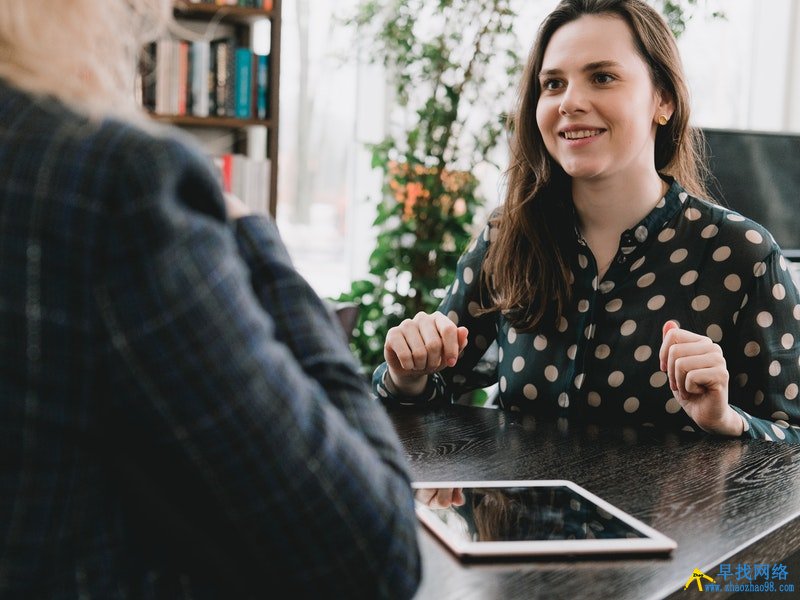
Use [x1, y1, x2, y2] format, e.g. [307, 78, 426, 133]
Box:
[373, 179, 800, 443]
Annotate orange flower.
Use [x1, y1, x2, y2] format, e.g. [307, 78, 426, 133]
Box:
[386, 160, 472, 220]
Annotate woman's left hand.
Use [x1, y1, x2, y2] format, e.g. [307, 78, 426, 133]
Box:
[659, 320, 744, 437]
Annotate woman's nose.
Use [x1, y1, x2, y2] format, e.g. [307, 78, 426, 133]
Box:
[559, 84, 589, 116]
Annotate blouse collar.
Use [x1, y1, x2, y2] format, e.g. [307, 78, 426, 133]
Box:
[570, 177, 686, 254]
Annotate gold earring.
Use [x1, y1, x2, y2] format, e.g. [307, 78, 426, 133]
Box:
[658, 115, 669, 126]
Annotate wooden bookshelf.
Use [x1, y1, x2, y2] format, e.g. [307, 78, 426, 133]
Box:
[146, 1, 282, 216]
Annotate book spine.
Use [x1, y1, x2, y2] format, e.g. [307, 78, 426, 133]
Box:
[140, 42, 157, 111]
[211, 39, 235, 117]
[234, 47, 253, 119]
[154, 39, 172, 114]
[220, 153, 233, 193]
[190, 40, 211, 117]
[255, 53, 269, 120]
[177, 40, 189, 115]
[207, 40, 217, 117]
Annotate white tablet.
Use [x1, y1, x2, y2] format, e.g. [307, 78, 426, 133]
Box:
[413, 480, 676, 559]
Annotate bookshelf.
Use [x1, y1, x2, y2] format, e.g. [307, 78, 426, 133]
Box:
[145, 1, 282, 217]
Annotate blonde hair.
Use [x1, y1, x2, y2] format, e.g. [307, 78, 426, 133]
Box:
[0, 0, 172, 119]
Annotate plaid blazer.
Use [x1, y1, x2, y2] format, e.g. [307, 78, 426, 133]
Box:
[0, 79, 420, 599]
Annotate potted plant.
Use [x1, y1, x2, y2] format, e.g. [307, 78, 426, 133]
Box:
[336, 0, 723, 377]
[336, 0, 522, 376]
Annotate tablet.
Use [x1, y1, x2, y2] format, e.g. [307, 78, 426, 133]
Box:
[413, 480, 677, 559]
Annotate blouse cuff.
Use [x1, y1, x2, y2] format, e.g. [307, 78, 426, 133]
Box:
[729, 405, 755, 439]
[730, 404, 797, 442]
[373, 363, 445, 405]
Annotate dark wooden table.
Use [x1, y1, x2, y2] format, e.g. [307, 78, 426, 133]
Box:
[388, 404, 800, 599]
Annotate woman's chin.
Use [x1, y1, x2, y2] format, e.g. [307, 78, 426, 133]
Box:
[560, 164, 605, 181]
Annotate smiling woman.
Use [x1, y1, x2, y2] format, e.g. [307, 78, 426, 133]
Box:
[372, 0, 800, 444]
[534, 13, 678, 279]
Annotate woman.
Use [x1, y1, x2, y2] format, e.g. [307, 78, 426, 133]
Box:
[0, 1, 420, 598]
[375, 0, 800, 443]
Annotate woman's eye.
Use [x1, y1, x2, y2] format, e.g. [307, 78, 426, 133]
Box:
[541, 79, 563, 91]
[593, 73, 615, 84]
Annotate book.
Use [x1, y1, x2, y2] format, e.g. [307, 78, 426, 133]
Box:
[234, 47, 253, 119]
[212, 38, 235, 117]
[140, 43, 157, 111]
[207, 39, 217, 116]
[177, 40, 189, 115]
[154, 39, 173, 114]
[255, 53, 269, 120]
[190, 40, 211, 117]
[219, 153, 234, 193]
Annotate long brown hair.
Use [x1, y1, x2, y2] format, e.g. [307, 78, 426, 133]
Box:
[482, 0, 711, 331]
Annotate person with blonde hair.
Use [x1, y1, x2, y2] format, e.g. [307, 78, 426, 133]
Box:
[375, 0, 800, 443]
[0, 1, 420, 597]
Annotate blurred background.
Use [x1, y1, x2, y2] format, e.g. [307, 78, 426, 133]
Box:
[275, 0, 800, 300]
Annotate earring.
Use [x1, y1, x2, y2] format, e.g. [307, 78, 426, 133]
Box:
[658, 115, 669, 126]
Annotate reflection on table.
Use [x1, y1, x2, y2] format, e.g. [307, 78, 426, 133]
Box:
[387, 404, 800, 600]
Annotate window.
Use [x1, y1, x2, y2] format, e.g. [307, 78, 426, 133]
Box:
[277, 0, 800, 298]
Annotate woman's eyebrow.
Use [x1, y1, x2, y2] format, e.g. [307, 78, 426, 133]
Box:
[539, 60, 623, 78]
[583, 60, 623, 71]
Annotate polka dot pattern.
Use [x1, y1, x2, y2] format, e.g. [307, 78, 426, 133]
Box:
[647, 295, 666, 310]
[745, 230, 763, 244]
[700, 224, 718, 238]
[756, 312, 773, 327]
[595, 344, 611, 359]
[623, 397, 640, 413]
[658, 228, 675, 242]
[706, 324, 722, 342]
[650, 371, 668, 388]
[781, 333, 794, 349]
[713, 246, 731, 262]
[724, 274, 741, 291]
[670, 248, 688, 263]
[608, 371, 624, 387]
[374, 182, 800, 444]
[637, 273, 656, 288]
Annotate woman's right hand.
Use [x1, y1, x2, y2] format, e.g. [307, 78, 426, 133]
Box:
[384, 311, 468, 396]
[415, 487, 465, 509]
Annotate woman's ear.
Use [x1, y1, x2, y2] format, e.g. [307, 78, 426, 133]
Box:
[655, 90, 676, 124]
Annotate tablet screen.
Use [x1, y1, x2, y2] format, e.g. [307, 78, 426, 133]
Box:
[413, 480, 676, 558]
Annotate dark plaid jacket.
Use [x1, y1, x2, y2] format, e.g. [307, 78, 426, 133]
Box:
[0, 79, 420, 599]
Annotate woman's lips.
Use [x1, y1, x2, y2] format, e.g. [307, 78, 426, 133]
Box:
[560, 128, 604, 140]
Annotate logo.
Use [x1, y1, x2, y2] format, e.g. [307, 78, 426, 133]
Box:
[684, 569, 715, 591]
[684, 563, 796, 593]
